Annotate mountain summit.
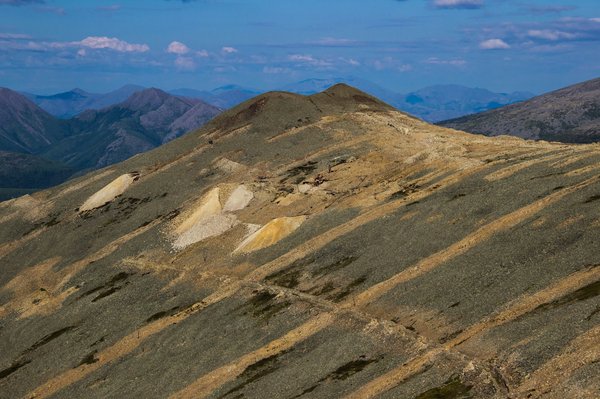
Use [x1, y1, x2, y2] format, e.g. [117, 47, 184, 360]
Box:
[0, 85, 599, 398]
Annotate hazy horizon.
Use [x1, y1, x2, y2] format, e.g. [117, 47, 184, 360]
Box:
[1, 0, 599, 95]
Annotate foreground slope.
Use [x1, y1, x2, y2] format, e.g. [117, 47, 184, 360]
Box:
[439, 77, 600, 143]
[0, 85, 599, 399]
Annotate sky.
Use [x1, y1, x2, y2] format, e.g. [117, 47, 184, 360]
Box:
[0, 0, 599, 95]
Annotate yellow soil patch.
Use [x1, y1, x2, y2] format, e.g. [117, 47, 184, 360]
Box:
[483, 150, 569, 182]
[447, 264, 600, 349]
[565, 163, 600, 177]
[0, 228, 46, 260]
[549, 151, 596, 168]
[344, 264, 600, 399]
[1, 193, 54, 222]
[344, 348, 443, 399]
[1, 220, 160, 320]
[349, 173, 600, 308]
[25, 282, 243, 399]
[80, 173, 137, 212]
[514, 326, 600, 398]
[169, 312, 334, 399]
[234, 216, 307, 253]
[247, 163, 497, 282]
[0, 257, 61, 318]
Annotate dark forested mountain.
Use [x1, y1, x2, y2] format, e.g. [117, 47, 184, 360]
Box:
[44, 88, 220, 171]
[0, 88, 220, 198]
[439, 77, 600, 143]
[0, 88, 69, 153]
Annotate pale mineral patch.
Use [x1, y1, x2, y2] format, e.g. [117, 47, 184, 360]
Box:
[173, 214, 239, 250]
[234, 215, 307, 253]
[175, 187, 222, 235]
[214, 157, 244, 174]
[2, 194, 54, 222]
[223, 185, 254, 212]
[298, 183, 312, 194]
[80, 173, 138, 212]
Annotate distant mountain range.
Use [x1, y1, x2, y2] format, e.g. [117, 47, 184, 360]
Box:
[6, 76, 596, 200]
[23, 85, 144, 119]
[24, 79, 534, 123]
[0, 87, 221, 199]
[439, 77, 600, 143]
[278, 78, 534, 122]
[169, 85, 261, 109]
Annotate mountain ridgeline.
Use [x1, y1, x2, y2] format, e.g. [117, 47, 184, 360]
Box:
[0, 84, 598, 398]
[24, 85, 145, 119]
[439, 77, 600, 143]
[0, 87, 221, 199]
[280, 78, 533, 122]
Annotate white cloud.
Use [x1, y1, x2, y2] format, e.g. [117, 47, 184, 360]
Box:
[167, 41, 189, 55]
[479, 38, 510, 49]
[78, 36, 149, 52]
[527, 29, 577, 41]
[289, 54, 314, 62]
[196, 49, 209, 57]
[0, 35, 150, 53]
[434, 0, 483, 9]
[263, 66, 291, 74]
[0, 32, 30, 39]
[288, 54, 332, 67]
[425, 57, 467, 66]
[313, 37, 359, 46]
[398, 64, 413, 72]
[174, 56, 196, 70]
[77, 48, 86, 57]
[221, 46, 238, 54]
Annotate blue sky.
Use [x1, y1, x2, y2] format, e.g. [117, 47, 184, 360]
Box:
[0, 0, 599, 94]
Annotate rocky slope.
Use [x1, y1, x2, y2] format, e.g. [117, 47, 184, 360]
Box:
[439, 77, 600, 143]
[0, 85, 598, 399]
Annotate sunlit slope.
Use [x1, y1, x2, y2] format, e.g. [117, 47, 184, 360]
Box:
[0, 84, 599, 399]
